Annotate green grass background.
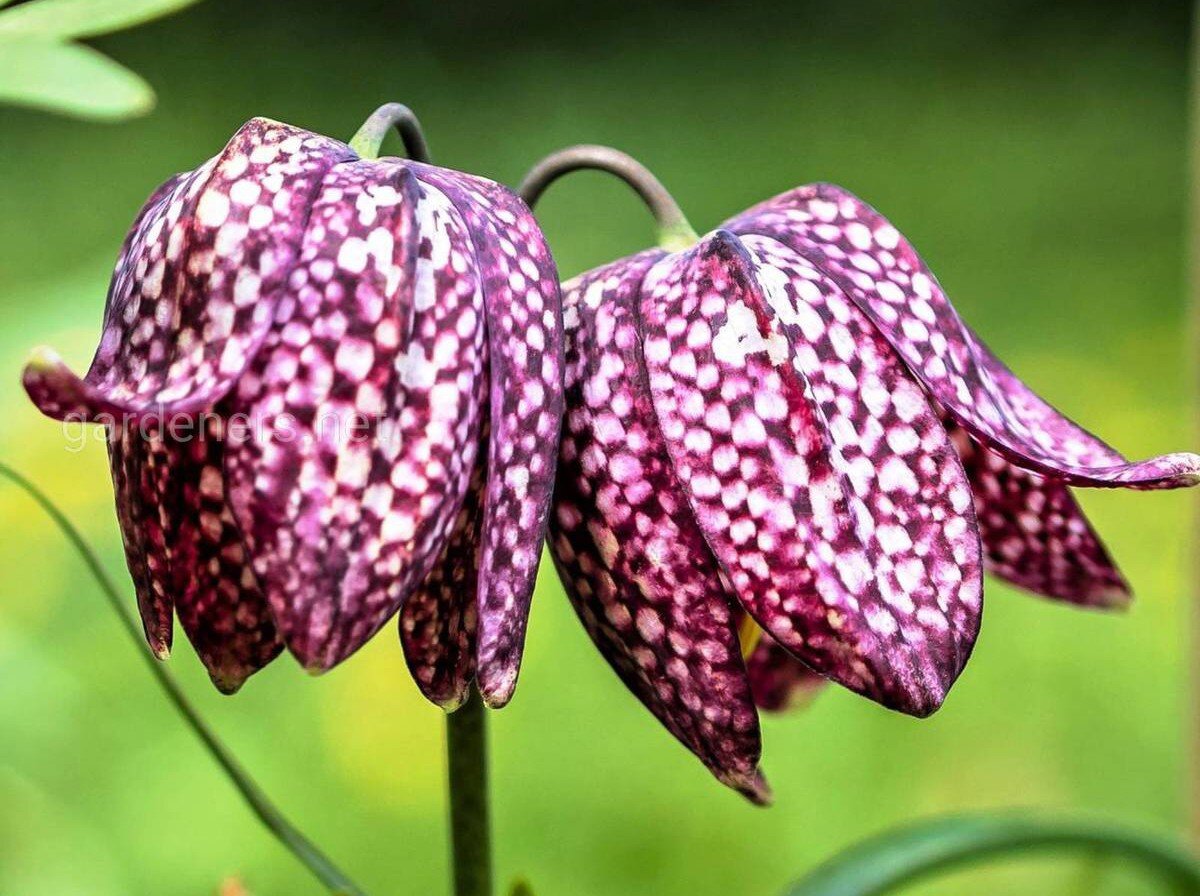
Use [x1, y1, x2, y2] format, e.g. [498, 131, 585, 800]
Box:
[0, 1, 1195, 893]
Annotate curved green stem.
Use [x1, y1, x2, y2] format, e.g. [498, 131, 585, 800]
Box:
[446, 692, 493, 896]
[518, 145, 699, 251]
[0, 461, 366, 896]
[782, 814, 1200, 896]
[349, 102, 431, 163]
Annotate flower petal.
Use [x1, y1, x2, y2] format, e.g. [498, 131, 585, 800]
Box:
[639, 231, 982, 715]
[225, 161, 486, 671]
[745, 632, 827, 713]
[549, 251, 768, 802]
[167, 416, 283, 692]
[945, 417, 1130, 607]
[726, 184, 1200, 489]
[24, 119, 352, 423]
[412, 166, 565, 708]
[108, 424, 174, 658]
[399, 446, 486, 711]
[109, 417, 281, 688]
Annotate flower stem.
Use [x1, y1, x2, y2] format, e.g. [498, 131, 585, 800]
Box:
[782, 813, 1200, 896]
[446, 691, 493, 896]
[1190, 0, 1200, 852]
[518, 145, 699, 251]
[349, 102, 432, 163]
[0, 461, 366, 896]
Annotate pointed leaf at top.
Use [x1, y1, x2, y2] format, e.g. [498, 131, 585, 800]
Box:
[0, 38, 152, 120]
[0, 0, 200, 39]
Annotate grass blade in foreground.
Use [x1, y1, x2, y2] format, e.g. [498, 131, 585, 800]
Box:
[0, 461, 367, 896]
[782, 813, 1200, 896]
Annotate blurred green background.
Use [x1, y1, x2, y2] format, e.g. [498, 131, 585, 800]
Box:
[0, 1, 1196, 893]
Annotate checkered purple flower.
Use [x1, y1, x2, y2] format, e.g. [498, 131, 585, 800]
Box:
[23, 117, 564, 708]
[548, 182, 1200, 802]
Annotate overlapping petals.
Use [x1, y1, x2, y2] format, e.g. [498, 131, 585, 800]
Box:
[550, 184, 1198, 799]
[25, 118, 564, 701]
[725, 184, 1200, 490]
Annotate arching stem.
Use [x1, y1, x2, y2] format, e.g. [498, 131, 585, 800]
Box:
[0, 462, 366, 896]
[349, 102, 432, 163]
[518, 144, 699, 251]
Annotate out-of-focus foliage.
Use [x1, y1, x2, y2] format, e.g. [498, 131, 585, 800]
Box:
[0, 1, 1193, 895]
[0, 0, 201, 119]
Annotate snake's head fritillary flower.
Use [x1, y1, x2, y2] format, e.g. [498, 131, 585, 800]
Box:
[549, 181, 1200, 802]
[24, 112, 564, 709]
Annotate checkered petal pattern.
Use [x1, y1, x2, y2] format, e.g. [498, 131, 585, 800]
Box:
[549, 183, 1195, 800]
[550, 250, 767, 803]
[725, 183, 1200, 489]
[24, 118, 564, 699]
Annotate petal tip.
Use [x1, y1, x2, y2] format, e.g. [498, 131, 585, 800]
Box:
[1093, 582, 1134, 611]
[23, 345, 63, 374]
[437, 694, 470, 713]
[211, 673, 247, 695]
[724, 768, 773, 806]
[892, 675, 951, 719]
[477, 663, 519, 709]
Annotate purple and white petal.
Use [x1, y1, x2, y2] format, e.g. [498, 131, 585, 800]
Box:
[108, 424, 175, 658]
[745, 633, 826, 713]
[945, 418, 1129, 607]
[726, 184, 1200, 489]
[400, 446, 486, 711]
[167, 416, 283, 692]
[225, 161, 485, 670]
[639, 231, 981, 716]
[24, 120, 352, 423]
[550, 251, 768, 802]
[413, 165, 565, 708]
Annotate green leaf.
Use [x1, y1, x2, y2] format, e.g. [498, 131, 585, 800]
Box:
[0, 0, 201, 39]
[782, 814, 1200, 896]
[0, 38, 153, 120]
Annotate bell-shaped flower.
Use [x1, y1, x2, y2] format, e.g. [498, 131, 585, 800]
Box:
[24, 115, 564, 708]
[549, 182, 1198, 801]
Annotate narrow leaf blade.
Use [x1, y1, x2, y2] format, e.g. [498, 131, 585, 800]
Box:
[0, 39, 153, 120]
[783, 814, 1200, 896]
[0, 0, 200, 39]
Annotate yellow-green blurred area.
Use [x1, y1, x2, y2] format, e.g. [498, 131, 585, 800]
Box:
[0, 0, 1195, 893]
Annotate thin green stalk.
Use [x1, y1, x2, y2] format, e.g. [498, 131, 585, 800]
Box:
[446, 691, 493, 896]
[349, 102, 431, 163]
[0, 461, 366, 896]
[1189, 0, 1200, 852]
[782, 814, 1200, 896]
[517, 145, 699, 251]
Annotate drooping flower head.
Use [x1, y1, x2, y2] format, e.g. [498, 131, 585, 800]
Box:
[537, 161, 1199, 802]
[24, 109, 564, 709]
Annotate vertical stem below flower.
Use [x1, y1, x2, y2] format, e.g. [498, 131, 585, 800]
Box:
[1190, 0, 1200, 852]
[0, 462, 366, 896]
[446, 691, 494, 896]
